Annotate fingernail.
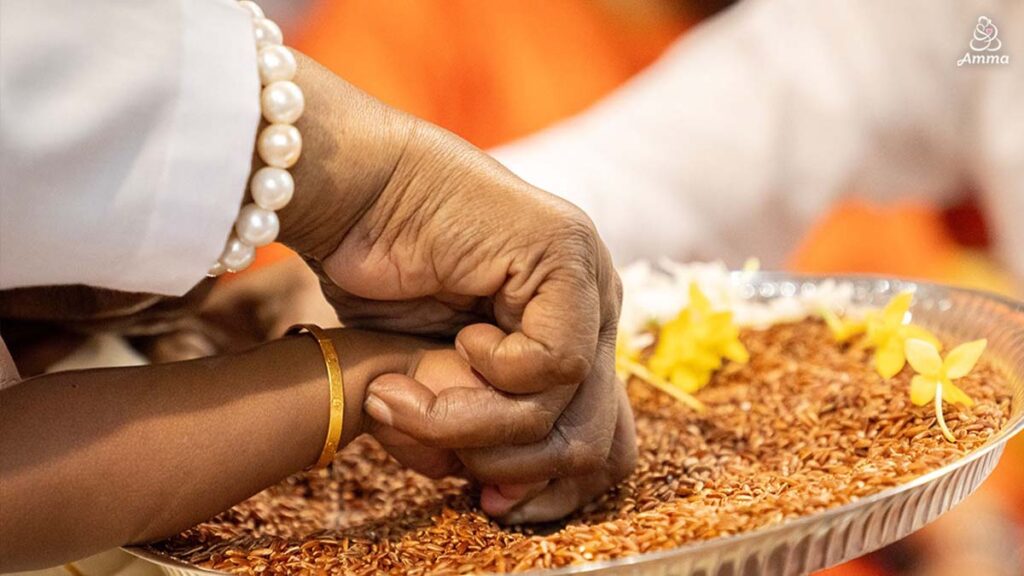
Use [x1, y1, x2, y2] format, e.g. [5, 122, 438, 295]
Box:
[455, 339, 469, 362]
[480, 485, 519, 516]
[364, 394, 394, 427]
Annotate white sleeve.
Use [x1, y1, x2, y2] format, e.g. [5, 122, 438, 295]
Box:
[973, 3, 1024, 278]
[0, 0, 260, 295]
[494, 0, 1021, 274]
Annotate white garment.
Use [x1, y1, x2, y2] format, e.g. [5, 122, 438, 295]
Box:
[495, 0, 1024, 277]
[0, 0, 260, 295]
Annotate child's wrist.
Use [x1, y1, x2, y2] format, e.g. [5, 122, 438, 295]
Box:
[322, 328, 427, 446]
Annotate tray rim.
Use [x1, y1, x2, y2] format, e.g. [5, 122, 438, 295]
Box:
[124, 272, 1024, 575]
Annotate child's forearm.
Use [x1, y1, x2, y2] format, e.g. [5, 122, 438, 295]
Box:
[0, 329, 416, 571]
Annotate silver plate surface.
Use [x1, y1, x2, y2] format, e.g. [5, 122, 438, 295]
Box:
[126, 273, 1024, 575]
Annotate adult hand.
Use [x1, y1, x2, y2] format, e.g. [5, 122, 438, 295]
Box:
[369, 349, 638, 523]
[275, 53, 628, 493]
[483, 383, 638, 524]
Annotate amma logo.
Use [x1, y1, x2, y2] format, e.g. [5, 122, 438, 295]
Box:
[958, 16, 1010, 66]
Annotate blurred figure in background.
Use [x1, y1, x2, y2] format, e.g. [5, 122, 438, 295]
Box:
[494, 1, 1022, 287]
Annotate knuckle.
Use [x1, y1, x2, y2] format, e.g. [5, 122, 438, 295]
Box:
[547, 213, 599, 271]
[559, 442, 604, 476]
[561, 214, 597, 245]
[555, 205, 596, 237]
[512, 406, 559, 444]
[427, 395, 453, 422]
[417, 401, 453, 446]
[548, 351, 591, 385]
[538, 406, 561, 435]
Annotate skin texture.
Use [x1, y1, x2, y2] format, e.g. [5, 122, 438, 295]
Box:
[0, 47, 632, 567]
[0, 329, 463, 571]
[279, 53, 628, 516]
[370, 350, 639, 523]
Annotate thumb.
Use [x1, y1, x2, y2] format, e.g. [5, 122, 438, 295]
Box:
[365, 373, 563, 449]
[363, 373, 436, 430]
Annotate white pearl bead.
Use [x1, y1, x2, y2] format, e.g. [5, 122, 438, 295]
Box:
[219, 235, 256, 272]
[235, 203, 280, 247]
[261, 81, 305, 124]
[257, 124, 302, 168]
[251, 166, 294, 210]
[253, 17, 283, 48]
[207, 261, 228, 277]
[257, 45, 297, 85]
[238, 1, 264, 18]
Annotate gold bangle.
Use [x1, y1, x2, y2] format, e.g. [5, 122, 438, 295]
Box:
[287, 324, 344, 470]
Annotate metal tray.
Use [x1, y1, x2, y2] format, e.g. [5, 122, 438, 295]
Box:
[125, 273, 1024, 576]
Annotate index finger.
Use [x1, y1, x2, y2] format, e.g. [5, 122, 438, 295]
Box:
[364, 374, 574, 448]
[456, 231, 616, 394]
[454, 322, 620, 485]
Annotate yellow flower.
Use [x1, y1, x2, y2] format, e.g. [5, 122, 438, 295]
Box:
[821, 307, 867, 343]
[620, 357, 707, 412]
[647, 283, 749, 394]
[863, 292, 941, 379]
[615, 334, 705, 411]
[905, 338, 985, 442]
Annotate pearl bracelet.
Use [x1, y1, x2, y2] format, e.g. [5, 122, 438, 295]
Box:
[209, 0, 305, 276]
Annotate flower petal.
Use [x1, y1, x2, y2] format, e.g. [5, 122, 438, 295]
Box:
[821, 308, 845, 336]
[629, 362, 706, 412]
[864, 312, 887, 345]
[910, 375, 938, 406]
[670, 366, 703, 393]
[690, 350, 723, 372]
[722, 339, 750, 364]
[875, 340, 906, 379]
[843, 321, 868, 342]
[821, 308, 867, 343]
[902, 325, 942, 349]
[943, 380, 976, 407]
[707, 311, 734, 335]
[883, 291, 913, 325]
[905, 338, 943, 377]
[648, 352, 673, 378]
[944, 339, 987, 379]
[688, 283, 712, 314]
